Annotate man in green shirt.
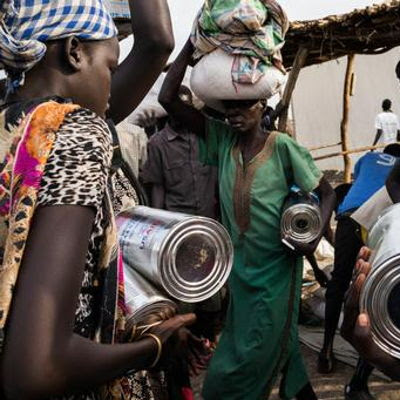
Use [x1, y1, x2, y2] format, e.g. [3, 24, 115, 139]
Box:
[158, 40, 335, 400]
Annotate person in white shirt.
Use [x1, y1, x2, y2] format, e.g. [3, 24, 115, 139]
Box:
[373, 99, 400, 146]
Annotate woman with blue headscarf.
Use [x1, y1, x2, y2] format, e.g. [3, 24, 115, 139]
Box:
[0, 1, 198, 399]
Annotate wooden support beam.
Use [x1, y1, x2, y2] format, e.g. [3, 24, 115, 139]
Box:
[340, 54, 355, 183]
[309, 142, 342, 151]
[313, 142, 393, 161]
[278, 47, 309, 133]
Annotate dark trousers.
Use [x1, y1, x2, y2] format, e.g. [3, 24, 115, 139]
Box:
[324, 215, 373, 388]
[325, 215, 363, 330]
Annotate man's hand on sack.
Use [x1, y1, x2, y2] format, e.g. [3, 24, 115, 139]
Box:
[341, 247, 400, 381]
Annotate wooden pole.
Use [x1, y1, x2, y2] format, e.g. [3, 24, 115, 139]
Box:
[309, 142, 342, 151]
[313, 142, 394, 161]
[278, 47, 309, 133]
[341, 54, 356, 183]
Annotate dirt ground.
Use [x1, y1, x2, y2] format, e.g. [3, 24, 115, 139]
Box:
[270, 345, 400, 400]
[193, 344, 400, 400]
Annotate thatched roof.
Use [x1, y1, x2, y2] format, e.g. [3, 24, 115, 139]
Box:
[282, 1, 400, 68]
[116, 2, 400, 67]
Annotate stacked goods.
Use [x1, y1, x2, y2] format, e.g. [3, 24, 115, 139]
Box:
[117, 206, 233, 304]
[190, 0, 289, 108]
[360, 204, 400, 359]
[281, 187, 322, 245]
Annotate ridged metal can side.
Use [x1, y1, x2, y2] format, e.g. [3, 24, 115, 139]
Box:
[117, 206, 233, 303]
[360, 203, 400, 359]
[124, 266, 177, 332]
[281, 194, 322, 244]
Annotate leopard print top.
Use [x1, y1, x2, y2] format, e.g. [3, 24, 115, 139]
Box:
[0, 99, 166, 400]
[0, 100, 114, 400]
[36, 107, 113, 340]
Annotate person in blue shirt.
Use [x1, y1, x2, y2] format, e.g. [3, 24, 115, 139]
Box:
[338, 148, 399, 215]
[318, 144, 400, 400]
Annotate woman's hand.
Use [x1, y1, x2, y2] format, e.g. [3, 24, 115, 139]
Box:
[146, 314, 214, 373]
[144, 313, 198, 368]
[341, 247, 400, 381]
[147, 313, 196, 345]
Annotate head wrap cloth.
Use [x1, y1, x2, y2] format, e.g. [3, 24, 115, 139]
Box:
[0, 0, 118, 92]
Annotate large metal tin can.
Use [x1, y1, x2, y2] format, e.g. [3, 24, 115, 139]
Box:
[360, 203, 400, 358]
[117, 206, 233, 303]
[281, 190, 322, 244]
[124, 266, 176, 332]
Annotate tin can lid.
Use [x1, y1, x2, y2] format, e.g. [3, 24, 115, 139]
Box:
[175, 234, 217, 283]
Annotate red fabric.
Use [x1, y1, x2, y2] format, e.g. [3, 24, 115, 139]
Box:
[181, 387, 194, 400]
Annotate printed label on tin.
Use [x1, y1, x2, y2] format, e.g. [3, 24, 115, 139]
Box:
[117, 215, 169, 251]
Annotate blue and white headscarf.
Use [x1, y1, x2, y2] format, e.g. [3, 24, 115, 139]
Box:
[0, 0, 118, 92]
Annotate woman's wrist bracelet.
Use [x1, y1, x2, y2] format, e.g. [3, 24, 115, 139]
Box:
[143, 333, 162, 368]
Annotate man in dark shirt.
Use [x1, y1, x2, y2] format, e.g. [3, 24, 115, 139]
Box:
[141, 87, 222, 399]
[141, 85, 219, 219]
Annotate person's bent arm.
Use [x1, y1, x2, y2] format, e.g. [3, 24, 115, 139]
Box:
[158, 40, 206, 138]
[305, 177, 335, 255]
[316, 177, 336, 235]
[109, 0, 174, 124]
[373, 129, 382, 146]
[1, 206, 195, 400]
[292, 177, 335, 256]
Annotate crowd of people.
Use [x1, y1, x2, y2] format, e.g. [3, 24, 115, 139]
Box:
[0, 1, 399, 400]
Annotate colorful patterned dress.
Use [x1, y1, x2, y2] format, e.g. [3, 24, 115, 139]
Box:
[200, 119, 322, 400]
[0, 98, 166, 400]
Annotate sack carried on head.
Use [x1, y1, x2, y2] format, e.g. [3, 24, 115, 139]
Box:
[190, 48, 286, 110]
[190, 0, 288, 109]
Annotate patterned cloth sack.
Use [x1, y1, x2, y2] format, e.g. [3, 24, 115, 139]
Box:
[190, 47, 286, 110]
[190, 0, 289, 105]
